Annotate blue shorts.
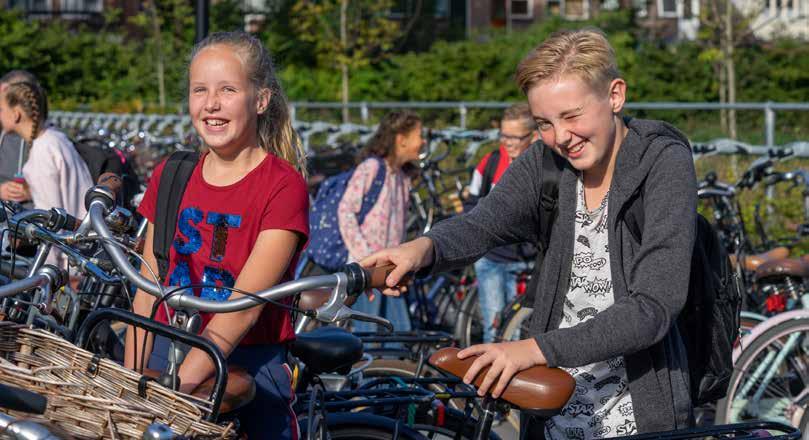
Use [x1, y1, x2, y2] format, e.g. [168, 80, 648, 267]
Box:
[149, 335, 299, 440]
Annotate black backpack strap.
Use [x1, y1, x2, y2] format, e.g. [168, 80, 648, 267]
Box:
[154, 151, 200, 282]
[479, 150, 501, 198]
[524, 143, 563, 306]
[538, 144, 564, 252]
[624, 182, 646, 245]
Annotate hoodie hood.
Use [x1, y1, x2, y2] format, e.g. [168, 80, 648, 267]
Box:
[609, 117, 693, 201]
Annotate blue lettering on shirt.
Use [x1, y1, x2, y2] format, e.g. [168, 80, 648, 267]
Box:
[174, 207, 203, 255]
[167, 208, 243, 303]
[201, 266, 237, 301]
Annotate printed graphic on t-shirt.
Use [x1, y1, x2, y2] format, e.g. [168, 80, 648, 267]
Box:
[546, 180, 637, 440]
[170, 206, 243, 302]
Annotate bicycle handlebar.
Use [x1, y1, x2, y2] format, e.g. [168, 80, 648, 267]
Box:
[0, 414, 60, 440]
[85, 183, 396, 330]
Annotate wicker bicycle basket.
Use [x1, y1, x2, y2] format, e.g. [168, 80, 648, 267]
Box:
[0, 322, 236, 439]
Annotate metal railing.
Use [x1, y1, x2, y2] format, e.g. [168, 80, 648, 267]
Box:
[289, 101, 809, 147]
[49, 110, 809, 159]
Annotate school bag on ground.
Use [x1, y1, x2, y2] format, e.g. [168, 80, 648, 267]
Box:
[304, 156, 386, 272]
[526, 141, 742, 406]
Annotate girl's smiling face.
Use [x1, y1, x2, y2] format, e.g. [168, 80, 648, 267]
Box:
[188, 44, 268, 155]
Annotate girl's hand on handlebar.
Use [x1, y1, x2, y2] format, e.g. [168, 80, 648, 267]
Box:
[458, 339, 547, 399]
[0, 181, 29, 202]
[359, 237, 434, 297]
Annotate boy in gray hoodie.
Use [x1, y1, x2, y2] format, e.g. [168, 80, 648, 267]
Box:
[362, 28, 696, 437]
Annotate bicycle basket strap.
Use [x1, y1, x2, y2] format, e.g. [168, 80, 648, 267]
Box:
[154, 151, 200, 282]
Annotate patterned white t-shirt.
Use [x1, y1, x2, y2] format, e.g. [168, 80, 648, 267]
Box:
[546, 179, 637, 440]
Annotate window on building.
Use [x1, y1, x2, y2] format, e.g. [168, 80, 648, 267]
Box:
[434, 0, 450, 18]
[633, 0, 649, 17]
[658, 0, 679, 17]
[565, 0, 587, 18]
[547, 0, 563, 16]
[9, 0, 52, 12]
[510, 0, 534, 18]
[601, 0, 620, 10]
[767, 0, 800, 14]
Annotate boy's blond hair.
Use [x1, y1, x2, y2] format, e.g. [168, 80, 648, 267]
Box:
[515, 28, 620, 95]
[501, 103, 537, 130]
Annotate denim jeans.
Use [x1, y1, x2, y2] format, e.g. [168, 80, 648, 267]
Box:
[474, 256, 531, 343]
[352, 290, 412, 334]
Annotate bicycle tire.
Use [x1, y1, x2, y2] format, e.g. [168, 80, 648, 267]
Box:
[411, 422, 502, 440]
[497, 295, 533, 343]
[495, 295, 533, 431]
[453, 285, 482, 348]
[716, 317, 809, 427]
[358, 360, 499, 440]
[794, 399, 809, 440]
[302, 412, 429, 440]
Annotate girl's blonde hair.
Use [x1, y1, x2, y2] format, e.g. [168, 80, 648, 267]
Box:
[515, 28, 620, 95]
[190, 32, 306, 176]
[3, 81, 48, 143]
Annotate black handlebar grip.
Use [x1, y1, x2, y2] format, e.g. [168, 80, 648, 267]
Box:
[62, 212, 79, 231]
[0, 383, 47, 414]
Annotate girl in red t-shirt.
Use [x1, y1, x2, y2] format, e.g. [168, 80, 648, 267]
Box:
[124, 32, 308, 440]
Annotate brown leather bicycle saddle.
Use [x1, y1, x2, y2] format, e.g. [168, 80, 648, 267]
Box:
[754, 258, 809, 282]
[428, 347, 574, 414]
[730, 247, 790, 272]
[143, 366, 256, 415]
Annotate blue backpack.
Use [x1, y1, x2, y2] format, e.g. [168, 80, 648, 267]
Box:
[304, 157, 386, 271]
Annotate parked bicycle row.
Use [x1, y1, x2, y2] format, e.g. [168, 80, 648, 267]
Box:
[0, 177, 802, 440]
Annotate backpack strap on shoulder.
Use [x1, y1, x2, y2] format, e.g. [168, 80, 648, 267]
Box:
[357, 156, 387, 225]
[538, 144, 564, 253]
[524, 142, 564, 306]
[480, 150, 501, 198]
[624, 182, 646, 245]
[154, 151, 200, 282]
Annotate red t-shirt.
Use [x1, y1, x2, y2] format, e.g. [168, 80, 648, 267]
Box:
[138, 152, 309, 345]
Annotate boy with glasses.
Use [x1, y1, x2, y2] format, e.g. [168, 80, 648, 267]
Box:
[466, 103, 539, 343]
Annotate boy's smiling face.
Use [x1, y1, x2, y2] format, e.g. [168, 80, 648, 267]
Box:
[527, 75, 626, 175]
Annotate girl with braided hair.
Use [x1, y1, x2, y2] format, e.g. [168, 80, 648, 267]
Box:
[0, 81, 92, 266]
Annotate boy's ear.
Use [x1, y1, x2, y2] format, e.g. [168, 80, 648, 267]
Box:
[256, 88, 272, 114]
[608, 78, 627, 114]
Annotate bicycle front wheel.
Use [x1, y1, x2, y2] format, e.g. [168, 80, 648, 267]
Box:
[716, 317, 809, 427]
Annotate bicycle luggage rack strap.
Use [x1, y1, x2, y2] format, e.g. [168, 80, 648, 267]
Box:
[357, 376, 479, 400]
[318, 387, 435, 412]
[355, 330, 455, 345]
[620, 421, 800, 439]
[75, 308, 227, 421]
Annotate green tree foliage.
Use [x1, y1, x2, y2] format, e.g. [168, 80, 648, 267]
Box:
[0, 7, 807, 126]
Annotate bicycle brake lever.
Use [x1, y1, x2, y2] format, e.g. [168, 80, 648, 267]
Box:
[336, 304, 394, 333]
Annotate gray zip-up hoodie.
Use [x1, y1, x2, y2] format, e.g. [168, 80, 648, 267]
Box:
[425, 117, 697, 433]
